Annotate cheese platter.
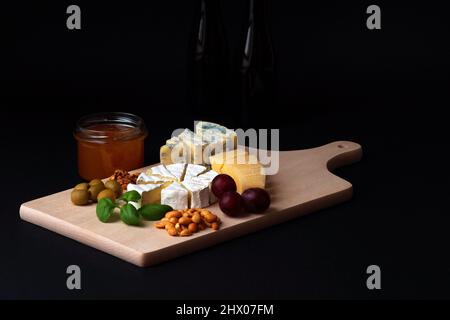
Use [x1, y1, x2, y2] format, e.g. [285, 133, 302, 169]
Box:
[20, 137, 362, 267]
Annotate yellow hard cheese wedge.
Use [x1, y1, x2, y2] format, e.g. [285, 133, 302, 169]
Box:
[210, 149, 257, 172]
[221, 164, 265, 194]
[210, 150, 265, 194]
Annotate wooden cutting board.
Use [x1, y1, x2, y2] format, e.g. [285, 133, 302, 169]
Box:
[20, 141, 362, 267]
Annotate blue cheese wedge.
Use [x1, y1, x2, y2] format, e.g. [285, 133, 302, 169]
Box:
[161, 182, 189, 210]
[159, 121, 237, 166]
[178, 129, 207, 164]
[195, 121, 237, 151]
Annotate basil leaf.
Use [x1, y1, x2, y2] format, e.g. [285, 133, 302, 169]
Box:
[96, 198, 116, 223]
[119, 190, 141, 203]
[139, 204, 173, 221]
[120, 203, 141, 226]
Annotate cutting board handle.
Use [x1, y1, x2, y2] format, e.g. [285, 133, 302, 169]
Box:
[315, 141, 363, 171]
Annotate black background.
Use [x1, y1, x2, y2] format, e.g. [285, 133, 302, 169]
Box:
[2, 0, 450, 299]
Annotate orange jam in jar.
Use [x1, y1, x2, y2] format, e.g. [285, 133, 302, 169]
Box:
[74, 113, 148, 180]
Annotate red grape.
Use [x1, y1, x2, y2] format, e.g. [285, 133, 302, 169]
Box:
[241, 188, 271, 213]
[219, 191, 243, 217]
[212, 174, 237, 199]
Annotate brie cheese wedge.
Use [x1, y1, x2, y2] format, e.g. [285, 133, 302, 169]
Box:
[184, 164, 208, 179]
[127, 182, 169, 206]
[146, 165, 177, 180]
[137, 172, 171, 184]
[134, 161, 219, 210]
[127, 183, 163, 195]
[182, 178, 210, 209]
[165, 163, 187, 181]
[196, 170, 219, 203]
[161, 182, 189, 210]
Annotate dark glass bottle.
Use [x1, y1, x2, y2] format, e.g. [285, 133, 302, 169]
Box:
[239, 0, 275, 127]
[188, 0, 229, 119]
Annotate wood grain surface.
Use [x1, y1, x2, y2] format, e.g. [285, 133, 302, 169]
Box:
[20, 141, 362, 267]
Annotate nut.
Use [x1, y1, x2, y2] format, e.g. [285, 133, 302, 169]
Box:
[165, 222, 175, 230]
[201, 210, 217, 223]
[155, 221, 167, 229]
[166, 211, 182, 219]
[203, 220, 212, 228]
[178, 217, 192, 225]
[167, 227, 178, 236]
[205, 214, 217, 223]
[156, 208, 220, 236]
[192, 213, 201, 224]
[169, 217, 178, 224]
[211, 222, 220, 230]
[109, 169, 138, 191]
[179, 229, 192, 237]
[200, 210, 210, 218]
[188, 223, 198, 233]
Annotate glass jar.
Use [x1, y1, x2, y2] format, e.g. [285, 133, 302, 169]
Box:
[74, 112, 148, 181]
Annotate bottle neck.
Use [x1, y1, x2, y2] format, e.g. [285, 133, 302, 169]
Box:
[200, 0, 221, 18]
[248, 0, 270, 23]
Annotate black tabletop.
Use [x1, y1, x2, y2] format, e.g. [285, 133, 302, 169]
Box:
[2, 1, 449, 299]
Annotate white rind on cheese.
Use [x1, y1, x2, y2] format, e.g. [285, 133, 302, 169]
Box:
[196, 170, 219, 203]
[197, 170, 219, 182]
[146, 165, 177, 180]
[161, 182, 188, 210]
[184, 164, 208, 179]
[182, 178, 210, 209]
[135, 164, 219, 209]
[137, 172, 171, 184]
[165, 163, 187, 181]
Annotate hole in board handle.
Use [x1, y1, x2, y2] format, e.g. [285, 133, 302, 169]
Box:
[337, 144, 346, 149]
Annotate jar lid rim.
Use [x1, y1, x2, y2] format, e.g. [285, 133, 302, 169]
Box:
[74, 112, 147, 142]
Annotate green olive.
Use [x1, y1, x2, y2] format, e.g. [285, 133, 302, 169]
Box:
[74, 182, 90, 191]
[71, 190, 90, 206]
[97, 189, 116, 202]
[105, 180, 123, 197]
[89, 179, 104, 187]
[89, 183, 106, 202]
